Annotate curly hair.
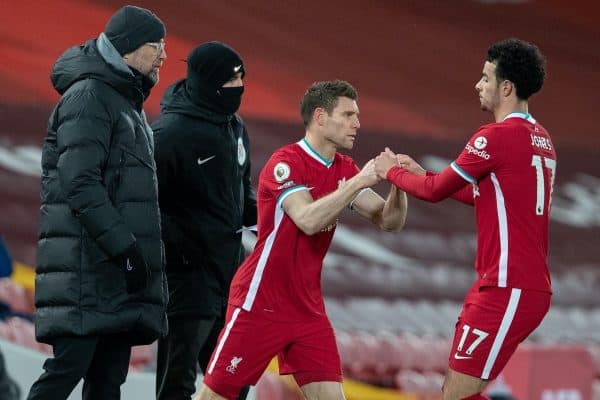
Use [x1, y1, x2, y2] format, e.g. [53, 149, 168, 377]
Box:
[487, 38, 546, 100]
[300, 80, 358, 127]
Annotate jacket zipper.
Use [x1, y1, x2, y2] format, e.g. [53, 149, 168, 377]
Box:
[112, 149, 126, 199]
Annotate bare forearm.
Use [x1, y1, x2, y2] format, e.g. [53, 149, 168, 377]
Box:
[379, 185, 407, 231]
[294, 178, 365, 235]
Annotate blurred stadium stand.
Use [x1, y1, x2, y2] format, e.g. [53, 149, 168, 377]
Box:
[1, 0, 599, 398]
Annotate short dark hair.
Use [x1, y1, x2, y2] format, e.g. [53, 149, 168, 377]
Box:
[486, 38, 546, 100]
[300, 80, 358, 127]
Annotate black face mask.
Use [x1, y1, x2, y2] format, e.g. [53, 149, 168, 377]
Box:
[186, 73, 244, 115]
[214, 86, 244, 114]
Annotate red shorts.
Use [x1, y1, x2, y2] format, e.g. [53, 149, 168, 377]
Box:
[203, 306, 342, 400]
[449, 286, 551, 380]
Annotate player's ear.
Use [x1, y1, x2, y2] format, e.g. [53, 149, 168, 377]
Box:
[501, 80, 514, 98]
[314, 107, 326, 127]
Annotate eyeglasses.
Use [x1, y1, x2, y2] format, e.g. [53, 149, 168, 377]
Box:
[145, 41, 165, 53]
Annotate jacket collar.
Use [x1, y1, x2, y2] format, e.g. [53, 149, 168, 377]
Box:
[96, 33, 134, 78]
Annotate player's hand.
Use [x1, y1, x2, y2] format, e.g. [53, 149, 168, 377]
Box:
[396, 154, 426, 176]
[356, 159, 381, 187]
[374, 147, 399, 179]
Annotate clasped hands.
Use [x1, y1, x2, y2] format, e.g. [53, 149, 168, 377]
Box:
[370, 147, 425, 180]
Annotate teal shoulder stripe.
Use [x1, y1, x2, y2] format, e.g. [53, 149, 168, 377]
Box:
[451, 162, 477, 184]
[276, 185, 308, 208]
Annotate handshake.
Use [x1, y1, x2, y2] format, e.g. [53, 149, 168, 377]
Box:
[356, 148, 425, 186]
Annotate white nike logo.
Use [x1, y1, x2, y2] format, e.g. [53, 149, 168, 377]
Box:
[453, 352, 472, 360]
[197, 155, 216, 165]
[234, 65, 242, 73]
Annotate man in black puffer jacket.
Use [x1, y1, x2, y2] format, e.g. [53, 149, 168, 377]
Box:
[152, 42, 256, 400]
[29, 5, 168, 400]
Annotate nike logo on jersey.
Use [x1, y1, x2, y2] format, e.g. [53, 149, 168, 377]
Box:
[197, 155, 216, 165]
[453, 352, 472, 360]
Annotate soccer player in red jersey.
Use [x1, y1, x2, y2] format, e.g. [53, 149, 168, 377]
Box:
[194, 80, 408, 400]
[374, 38, 554, 400]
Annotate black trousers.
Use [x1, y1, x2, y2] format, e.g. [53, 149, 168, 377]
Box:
[156, 316, 249, 400]
[27, 335, 131, 400]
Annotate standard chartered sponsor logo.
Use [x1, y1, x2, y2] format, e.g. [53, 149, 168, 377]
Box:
[465, 143, 491, 160]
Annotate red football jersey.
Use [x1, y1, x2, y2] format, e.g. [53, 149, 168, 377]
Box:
[228, 139, 359, 321]
[453, 113, 556, 291]
[387, 113, 556, 292]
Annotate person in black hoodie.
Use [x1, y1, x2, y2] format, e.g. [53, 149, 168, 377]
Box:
[28, 5, 168, 400]
[152, 42, 256, 400]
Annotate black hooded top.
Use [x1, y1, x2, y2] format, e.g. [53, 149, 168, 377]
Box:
[152, 77, 257, 318]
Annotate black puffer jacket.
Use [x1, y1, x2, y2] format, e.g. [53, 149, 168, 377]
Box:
[152, 79, 256, 318]
[35, 34, 168, 345]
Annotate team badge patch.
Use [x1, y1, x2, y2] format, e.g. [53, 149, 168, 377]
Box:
[237, 137, 246, 166]
[274, 162, 291, 182]
[474, 136, 488, 149]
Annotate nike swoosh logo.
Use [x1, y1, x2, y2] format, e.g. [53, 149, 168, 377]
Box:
[453, 352, 472, 360]
[197, 155, 216, 165]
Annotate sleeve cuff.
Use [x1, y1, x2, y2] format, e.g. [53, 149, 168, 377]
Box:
[386, 165, 404, 181]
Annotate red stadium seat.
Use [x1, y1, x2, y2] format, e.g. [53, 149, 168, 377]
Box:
[395, 369, 428, 393]
[422, 371, 444, 395]
[0, 317, 51, 354]
[129, 344, 155, 370]
[0, 278, 32, 313]
[372, 331, 405, 374]
[586, 345, 600, 378]
[0, 320, 11, 341]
